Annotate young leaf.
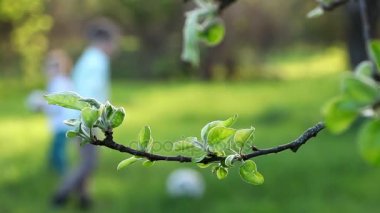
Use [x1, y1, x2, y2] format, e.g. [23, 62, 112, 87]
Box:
[181, 10, 202, 67]
[355, 61, 373, 78]
[369, 40, 380, 71]
[199, 18, 225, 46]
[342, 75, 378, 105]
[234, 127, 255, 149]
[142, 160, 155, 167]
[117, 156, 140, 170]
[197, 163, 212, 168]
[173, 137, 201, 151]
[64, 119, 80, 127]
[138, 126, 153, 151]
[44, 91, 89, 110]
[323, 96, 360, 134]
[201, 114, 238, 142]
[239, 160, 264, 185]
[81, 107, 100, 128]
[358, 119, 380, 165]
[224, 155, 236, 167]
[216, 167, 228, 180]
[307, 6, 324, 19]
[109, 107, 126, 128]
[207, 126, 236, 148]
[66, 130, 78, 138]
[79, 98, 101, 108]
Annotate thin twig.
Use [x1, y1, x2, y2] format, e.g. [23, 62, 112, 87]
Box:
[319, 0, 349, 11]
[91, 122, 325, 164]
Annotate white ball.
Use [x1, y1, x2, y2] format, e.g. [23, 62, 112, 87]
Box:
[26, 90, 45, 112]
[166, 168, 205, 198]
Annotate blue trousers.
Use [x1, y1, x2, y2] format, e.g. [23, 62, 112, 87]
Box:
[50, 131, 67, 174]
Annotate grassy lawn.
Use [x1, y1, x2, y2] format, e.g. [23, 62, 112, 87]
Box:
[1, 74, 380, 212]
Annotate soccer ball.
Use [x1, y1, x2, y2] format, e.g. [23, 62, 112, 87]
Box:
[166, 168, 205, 198]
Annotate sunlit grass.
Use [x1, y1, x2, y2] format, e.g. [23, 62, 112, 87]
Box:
[1, 74, 380, 212]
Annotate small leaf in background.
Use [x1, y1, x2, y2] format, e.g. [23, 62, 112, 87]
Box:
[181, 10, 201, 67]
[234, 127, 255, 149]
[224, 155, 236, 167]
[199, 18, 225, 46]
[355, 61, 373, 78]
[239, 160, 264, 185]
[342, 75, 378, 105]
[201, 114, 238, 142]
[307, 6, 324, 18]
[323, 97, 360, 133]
[173, 137, 201, 151]
[216, 167, 228, 180]
[109, 107, 126, 128]
[44, 91, 89, 110]
[358, 119, 380, 165]
[64, 119, 80, 127]
[138, 126, 153, 151]
[369, 40, 380, 71]
[117, 156, 140, 170]
[66, 130, 78, 138]
[81, 107, 100, 128]
[79, 98, 101, 108]
[197, 163, 212, 168]
[142, 160, 155, 167]
[207, 126, 236, 148]
[104, 101, 115, 120]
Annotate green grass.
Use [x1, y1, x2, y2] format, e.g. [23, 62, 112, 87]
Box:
[1, 74, 380, 212]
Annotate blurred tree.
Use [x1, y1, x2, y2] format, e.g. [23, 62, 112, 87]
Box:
[0, 0, 52, 86]
[346, 0, 379, 68]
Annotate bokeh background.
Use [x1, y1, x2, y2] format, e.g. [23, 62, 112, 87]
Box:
[1, 0, 380, 212]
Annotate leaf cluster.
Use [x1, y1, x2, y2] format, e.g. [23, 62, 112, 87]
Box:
[323, 41, 380, 165]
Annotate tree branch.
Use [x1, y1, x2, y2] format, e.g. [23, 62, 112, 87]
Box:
[319, 0, 349, 11]
[91, 122, 325, 164]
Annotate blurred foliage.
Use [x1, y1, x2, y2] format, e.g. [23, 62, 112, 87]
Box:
[0, 0, 354, 81]
[0, 0, 52, 86]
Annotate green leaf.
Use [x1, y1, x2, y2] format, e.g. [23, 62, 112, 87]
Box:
[142, 160, 155, 167]
[66, 130, 78, 138]
[358, 119, 380, 165]
[199, 18, 225, 46]
[216, 167, 228, 180]
[201, 114, 238, 142]
[342, 75, 378, 105]
[323, 96, 360, 134]
[355, 61, 373, 78]
[239, 160, 264, 185]
[173, 137, 201, 151]
[109, 107, 126, 128]
[207, 126, 236, 149]
[117, 156, 139, 170]
[44, 91, 89, 110]
[307, 6, 324, 18]
[234, 127, 255, 149]
[197, 163, 212, 168]
[181, 10, 202, 67]
[138, 126, 153, 151]
[79, 98, 101, 108]
[81, 107, 100, 128]
[224, 154, 236, 167]
[369, 40, 380, 71]
[64, 119, 80, 127]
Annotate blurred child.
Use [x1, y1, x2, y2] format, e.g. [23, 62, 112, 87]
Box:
[44, 49, 74, 175]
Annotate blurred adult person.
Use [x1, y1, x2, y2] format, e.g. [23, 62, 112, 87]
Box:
[52, 18, 120, 209]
